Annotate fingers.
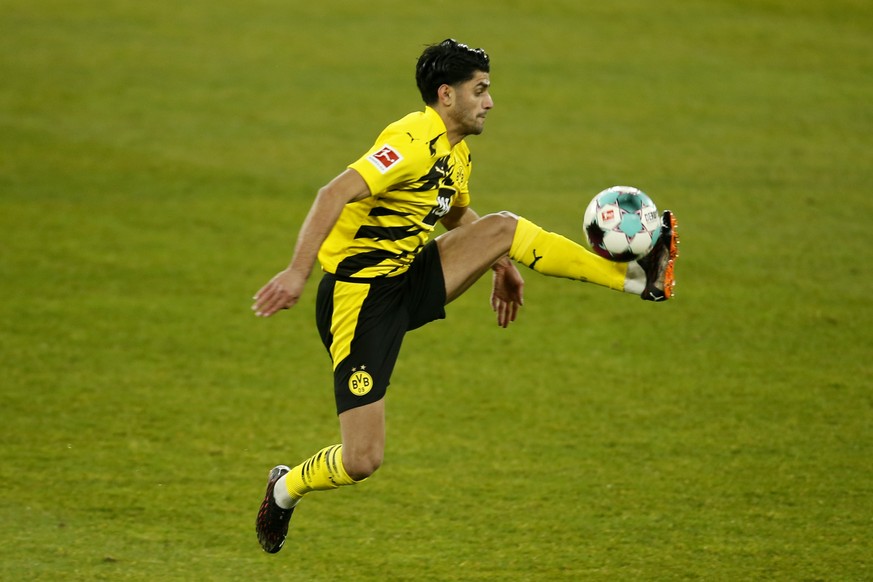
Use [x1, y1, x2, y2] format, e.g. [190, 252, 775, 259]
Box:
[251, 288, 277, 317]
[252, 281, 294, 317]
[252, 269, 308, 317]
[506, 300, 519, 324]
[493, 297, 521, 328]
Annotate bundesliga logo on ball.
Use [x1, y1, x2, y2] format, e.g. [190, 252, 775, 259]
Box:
[583, 186, 662, 262]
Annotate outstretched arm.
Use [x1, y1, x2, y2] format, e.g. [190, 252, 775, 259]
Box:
[252, 169, 370, 317]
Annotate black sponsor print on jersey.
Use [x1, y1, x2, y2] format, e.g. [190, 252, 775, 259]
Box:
[414, 155, 456, 226]
[422, 187, 455, 226]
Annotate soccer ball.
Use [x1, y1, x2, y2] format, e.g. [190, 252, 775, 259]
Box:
[583, 186, 661, 262]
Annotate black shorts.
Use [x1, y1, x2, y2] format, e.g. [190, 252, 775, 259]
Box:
[315, 241, 446, 414]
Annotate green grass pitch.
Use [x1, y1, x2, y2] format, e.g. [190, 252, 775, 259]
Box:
[2, 0, 871, 579]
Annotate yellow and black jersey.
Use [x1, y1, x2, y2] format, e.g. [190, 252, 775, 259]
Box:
[318, 106, 472, 278]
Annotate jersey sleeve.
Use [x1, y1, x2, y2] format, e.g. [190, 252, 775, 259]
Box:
[348, 127, 424, 196]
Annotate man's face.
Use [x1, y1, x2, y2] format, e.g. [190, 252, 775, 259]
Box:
[447, 71, 493, 136]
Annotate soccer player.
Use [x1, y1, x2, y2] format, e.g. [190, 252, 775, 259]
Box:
[253, 39, 678, 553]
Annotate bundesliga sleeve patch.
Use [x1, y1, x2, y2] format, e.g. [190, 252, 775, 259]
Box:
[366, 144, 403, 174]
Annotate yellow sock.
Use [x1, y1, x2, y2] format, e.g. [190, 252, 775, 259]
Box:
[509, 217, 635, 293]
[284, 444, 358, 501]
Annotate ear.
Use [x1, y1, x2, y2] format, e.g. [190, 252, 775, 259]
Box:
[437, 84, 454, 107]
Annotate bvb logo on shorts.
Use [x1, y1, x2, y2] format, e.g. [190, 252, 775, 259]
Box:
[348, 368, 373, 397]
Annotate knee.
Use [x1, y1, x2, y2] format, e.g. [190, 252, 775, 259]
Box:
[342, 447, 383, 481]
[480, 211, 518, 238]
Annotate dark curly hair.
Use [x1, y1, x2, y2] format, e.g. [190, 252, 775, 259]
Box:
[415, 39, 490, 105]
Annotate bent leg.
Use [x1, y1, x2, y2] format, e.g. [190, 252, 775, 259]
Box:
[436, 212, 640, 302]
